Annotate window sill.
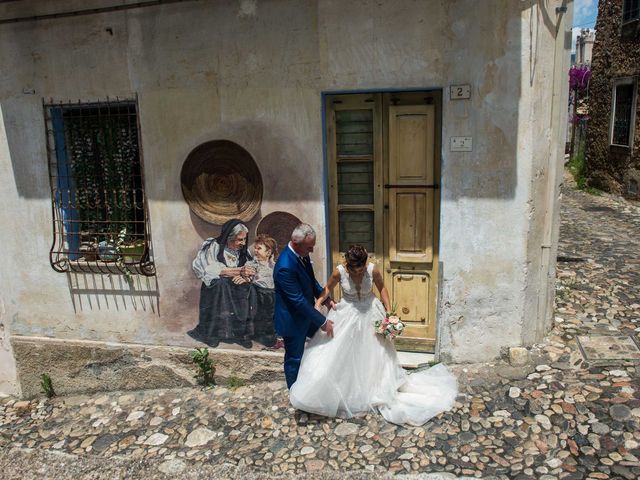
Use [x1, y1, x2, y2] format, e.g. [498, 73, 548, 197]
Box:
[609, 144, 633, 156]
[621, 18, 640, 38]
[52, 257, 156, 276]
[68, 259, 129, 275]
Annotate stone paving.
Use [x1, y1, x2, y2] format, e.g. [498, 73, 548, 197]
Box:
[1, 179, 640, 480]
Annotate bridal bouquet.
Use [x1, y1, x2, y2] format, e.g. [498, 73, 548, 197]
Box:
[374, 303, 404, 340]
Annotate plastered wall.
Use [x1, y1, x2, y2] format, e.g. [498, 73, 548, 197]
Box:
[0, 0, 571, 390]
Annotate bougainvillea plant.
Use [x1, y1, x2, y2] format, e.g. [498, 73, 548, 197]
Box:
[569, 64, 591, 91]
[569, 65, 592, 126]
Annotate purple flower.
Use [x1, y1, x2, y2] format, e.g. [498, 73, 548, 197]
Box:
[569, 65, 592, 91]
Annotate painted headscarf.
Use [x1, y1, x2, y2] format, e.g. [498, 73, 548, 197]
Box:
[215, 219, 253, 267]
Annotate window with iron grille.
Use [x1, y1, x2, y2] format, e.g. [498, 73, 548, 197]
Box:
[623, 0, 640, 23]
[44, 98, 155, 276]
[610, 81, 637, 147]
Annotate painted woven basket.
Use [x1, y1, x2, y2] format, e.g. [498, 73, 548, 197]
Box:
[181, 140, 263, 225]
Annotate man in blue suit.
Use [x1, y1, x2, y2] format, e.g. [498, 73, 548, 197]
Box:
[274, 223, 335, 388]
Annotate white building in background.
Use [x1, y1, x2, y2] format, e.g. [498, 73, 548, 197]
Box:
[575, 28, 596, 65]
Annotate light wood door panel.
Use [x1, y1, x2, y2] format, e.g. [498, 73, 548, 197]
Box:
[389, 189, 433, 263]
[391, 272, 430, 327]
[389, 105, 435, 186]
[385, 101, 438, 348]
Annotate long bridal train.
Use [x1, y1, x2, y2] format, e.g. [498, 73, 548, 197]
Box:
[290, 263, 458, 426]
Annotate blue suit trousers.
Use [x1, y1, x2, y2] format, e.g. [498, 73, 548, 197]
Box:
[283, 336, 305, 389]
[283, 323, 319, 388]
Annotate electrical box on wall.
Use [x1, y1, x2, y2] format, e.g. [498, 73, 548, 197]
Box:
[450, 137, 473, 152]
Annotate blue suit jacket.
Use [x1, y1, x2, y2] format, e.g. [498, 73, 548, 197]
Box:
[273, 246, 326, 337]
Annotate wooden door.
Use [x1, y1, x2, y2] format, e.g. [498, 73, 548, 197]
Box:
[385, 102, 438, 351]
[326, 92, 440, 352]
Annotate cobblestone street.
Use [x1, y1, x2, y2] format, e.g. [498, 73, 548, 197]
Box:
[1, 180, 639, 480]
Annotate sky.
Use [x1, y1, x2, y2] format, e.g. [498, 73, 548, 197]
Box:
[572, 0, 598, 52]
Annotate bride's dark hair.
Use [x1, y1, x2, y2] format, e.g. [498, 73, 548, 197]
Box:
[345, 244, 368, 268]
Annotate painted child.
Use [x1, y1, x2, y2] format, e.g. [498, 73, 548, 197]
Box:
[248, 234, 282, 348]
[249, 234, 277, 289]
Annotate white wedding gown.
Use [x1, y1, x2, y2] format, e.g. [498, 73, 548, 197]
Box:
[289, 264, 458, 426]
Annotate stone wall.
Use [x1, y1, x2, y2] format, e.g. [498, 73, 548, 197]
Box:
[11, 336, 282, 398]
[585, 0, 640, 197]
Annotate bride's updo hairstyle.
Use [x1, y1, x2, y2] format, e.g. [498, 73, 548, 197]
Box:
[345, 244, 368, 268]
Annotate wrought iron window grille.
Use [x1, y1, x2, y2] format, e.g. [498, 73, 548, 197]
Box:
[44, 97, 156, 276]
[623, 0, 640, 24]
[610, 81, 637, 147]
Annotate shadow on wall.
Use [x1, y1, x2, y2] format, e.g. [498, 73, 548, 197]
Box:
[2, 1, 570, 206]
[3, 97, 52, 200]
[66, 272, 160, 314]
[4, 106, 321, 206]
[182, 119, 323, 208]
[439, 0, 569, 203]
[438, 1, 517, 202]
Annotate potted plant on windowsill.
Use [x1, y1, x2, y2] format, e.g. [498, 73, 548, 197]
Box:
[119, 240, 145, 264]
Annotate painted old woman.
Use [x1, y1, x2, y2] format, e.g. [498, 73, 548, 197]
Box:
[189, 219, 256, 348]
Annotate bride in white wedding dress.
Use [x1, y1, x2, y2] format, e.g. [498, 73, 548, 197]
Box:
[289, 245, 458, 426]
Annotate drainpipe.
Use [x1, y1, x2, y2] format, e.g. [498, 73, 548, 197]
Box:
[536, 1, 573, 341]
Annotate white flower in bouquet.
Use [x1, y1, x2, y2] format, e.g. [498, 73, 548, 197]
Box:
[373, 303, 404, 340]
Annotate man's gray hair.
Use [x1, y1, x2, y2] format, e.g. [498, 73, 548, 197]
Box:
[291, 223, 316, 244]
[227, 223, 249, 243]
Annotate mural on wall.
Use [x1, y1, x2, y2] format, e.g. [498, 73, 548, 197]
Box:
[182, 140, 301, 349]
[180, 139, 263, 224]
[256, 211, 304, 257]
[188, 219, 272, 348]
